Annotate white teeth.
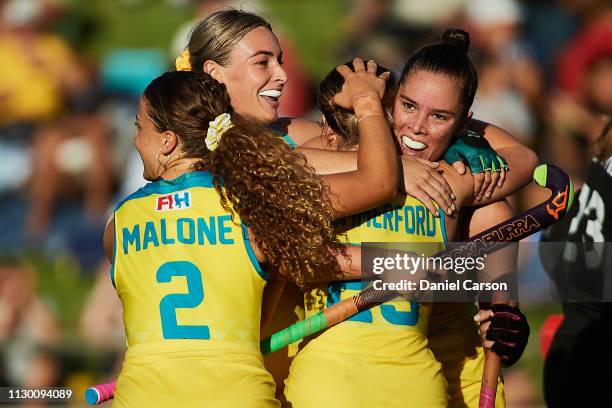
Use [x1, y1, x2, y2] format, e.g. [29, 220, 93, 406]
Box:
[258, 89, 282, 99]
[402, 136, 427, 150]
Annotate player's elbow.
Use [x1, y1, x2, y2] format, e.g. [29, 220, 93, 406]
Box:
[375, 156, 400, 200]
[385, 163, 401, 198]
[522, 147, 539, 175]
[372, 174, 398, 202]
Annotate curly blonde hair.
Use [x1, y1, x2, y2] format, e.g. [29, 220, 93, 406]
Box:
[143, 71, 344, 285]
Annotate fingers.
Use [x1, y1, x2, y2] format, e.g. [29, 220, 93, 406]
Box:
[336, 64, 354, 78]
[423, 177, 455, 215]
[490, 155, 498, 172]
[365, 58, 376, 73]
[474, 309, 495, 322]
[401, 156, 455, 215]
[415, 158, 453, 198]
[378, 70, 391, 82]
[421, 159, 440, 169]
[497, 156, 507, 187]
[484, 170, 501, 199]
[476, 170, 492, 201]
[475, 154, 494, 200]
[423, 183, 453, 216]
[353, 58, 365, 73]
[479, 321, 497, 349]
[337, 58, 386, 76]
[481, 154, 494, 174]
[478, 317, 497, 349]
[452, 160, 466, 175]
[498, 155, 509, 172]
[413, 190, 439, 218]
[498, 166, 506, 188]
[428, 165, 455, 200]
[472, 172, 485, 200]
[336, 58, 370, 76]
[335, 58, 388, 104]
[366, 59, 392, 83]
[478, 321, 491, 338]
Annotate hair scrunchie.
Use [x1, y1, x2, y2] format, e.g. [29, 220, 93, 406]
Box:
[206, 113, 233, 151]
[175, 49, 192, 71]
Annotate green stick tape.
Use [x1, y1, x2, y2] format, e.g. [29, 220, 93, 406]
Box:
[261, 312, 328, 354]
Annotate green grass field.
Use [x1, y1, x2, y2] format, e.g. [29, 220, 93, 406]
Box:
[60, 0, 346, 80]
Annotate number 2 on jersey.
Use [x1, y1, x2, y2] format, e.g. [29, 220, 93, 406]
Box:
[157, 261, 210, 339]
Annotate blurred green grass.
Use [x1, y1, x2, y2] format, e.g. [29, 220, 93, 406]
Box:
[263, 0, 348, 81]
[31, 252, 95, 336]
[66, 0, 192, 59]
[60, 0, 346, 81]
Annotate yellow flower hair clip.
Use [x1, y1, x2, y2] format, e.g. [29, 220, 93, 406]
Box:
[205, 113, 233, 151]
[175, 49, 192, 71]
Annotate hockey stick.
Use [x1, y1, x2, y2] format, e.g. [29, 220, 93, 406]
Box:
[87, 164, 573, 405]
[261, 164, 573, 355]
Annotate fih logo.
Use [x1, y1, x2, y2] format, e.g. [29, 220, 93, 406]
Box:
[546, 186, 568, 220]
[156, 191, 191, 211]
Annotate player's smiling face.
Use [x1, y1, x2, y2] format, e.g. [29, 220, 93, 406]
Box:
[392, 70, 465, 161]
[214, 27, 287, 125]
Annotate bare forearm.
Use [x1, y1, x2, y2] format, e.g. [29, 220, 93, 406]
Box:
[322, 98, 399, 216]
[355, 106, 398, 187]
[297, 147, 359, 174]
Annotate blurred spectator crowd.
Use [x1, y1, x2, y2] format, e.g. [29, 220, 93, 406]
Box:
[0, 0, 610, 405]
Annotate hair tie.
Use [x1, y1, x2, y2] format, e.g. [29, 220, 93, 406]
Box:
[206, 113, 233, 151]
[175, 49, 192, 71]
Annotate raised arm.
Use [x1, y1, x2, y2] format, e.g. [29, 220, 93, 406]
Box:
[299, 148, 363, 174]
[319, 59, 399, 218]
